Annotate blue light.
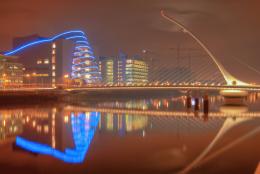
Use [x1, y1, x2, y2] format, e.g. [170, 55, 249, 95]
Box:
[76, 41, 88, 44]
[75, 46, 91, 49]
[4, 30, 86, 56]
[74, 50, 94, 55]
[65, 36, 88, 41]
[4, 29, 101, 84]
[72, 65, 99, 70]
[15, 112, 100, 164]
[74, 56, 95, 59]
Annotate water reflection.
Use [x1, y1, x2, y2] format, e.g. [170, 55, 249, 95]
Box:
[15, 112, 100, 163]
[0, 91, 260, 173]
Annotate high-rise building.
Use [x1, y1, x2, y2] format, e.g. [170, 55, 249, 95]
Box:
[98, 53, 148, 85]
[98, 57, 115, 84]
[3, 30, 100, 87]
[0, 54, 24, 88]
[125, 57, 149, 85]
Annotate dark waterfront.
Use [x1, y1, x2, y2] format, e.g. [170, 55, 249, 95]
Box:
[0, 90, 260, 174]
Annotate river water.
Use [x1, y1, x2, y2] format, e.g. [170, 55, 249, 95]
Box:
[0, 90, 260, 174]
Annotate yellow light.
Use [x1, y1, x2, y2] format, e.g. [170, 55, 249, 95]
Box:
[32, 121, 36, 127]
[64, 74, 69, 79]
[64, 116, 69, 123]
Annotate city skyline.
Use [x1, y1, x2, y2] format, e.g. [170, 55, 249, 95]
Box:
[0, 0, 260, 82]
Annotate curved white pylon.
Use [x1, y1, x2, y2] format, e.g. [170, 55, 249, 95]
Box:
[161, 10, 250, 86]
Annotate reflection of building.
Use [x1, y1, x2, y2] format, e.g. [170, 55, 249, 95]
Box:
[14, 109, 100, 163]
[0, 54, 24, 87]
[98, 113, 148, 133]
[98, 53, 148, 85]
[0, 113, 23, 141]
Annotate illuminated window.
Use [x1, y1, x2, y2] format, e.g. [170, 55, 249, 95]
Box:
[52, 50, 56, 55]
[44, 59, 49, 64]
[52, 57, 55, 63]
[37, 60, 42, 64]
[52, 43, 56, 49]
[52, 65, 56, 70]
[85, 60, 90, 65]
[85, 74, 91, 79]
[127, 60, 133, 63]
[52, 72, 56, 76]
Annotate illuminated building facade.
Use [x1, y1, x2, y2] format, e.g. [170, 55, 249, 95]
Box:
[125, 57, 148, 85]
[0, 54, 24, 88]
[98, 53, 148, 85]
[98, 57, 116, 84]
[4, 30, 100, 86]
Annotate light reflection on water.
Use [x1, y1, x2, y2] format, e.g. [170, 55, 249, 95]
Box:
[0, 91, 260, 174]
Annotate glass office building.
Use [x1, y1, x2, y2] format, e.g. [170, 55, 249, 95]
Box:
[98, 54, 148, 85]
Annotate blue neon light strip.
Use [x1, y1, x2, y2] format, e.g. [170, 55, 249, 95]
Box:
[76, 41, 88, 44]
[4, 30, 86, 56]
[75, 45, 91, 49]
[73, 55, 95, 60]
[74, 50, 94, 55]
[65, 36, 88, 41]
[72, 66, 99, 70]
[15, 112, 100, 163]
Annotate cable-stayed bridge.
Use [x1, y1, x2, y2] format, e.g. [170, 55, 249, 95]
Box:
[1, 12, 259, 93]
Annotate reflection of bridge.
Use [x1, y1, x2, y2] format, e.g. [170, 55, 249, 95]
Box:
[178, 116, 260, 174]
[1, 106, 260, 169]
[63, 106, 260, 118]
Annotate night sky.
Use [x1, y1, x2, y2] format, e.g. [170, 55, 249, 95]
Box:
[0, 0, 260, 82]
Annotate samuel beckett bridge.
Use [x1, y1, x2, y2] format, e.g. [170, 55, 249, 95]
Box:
[1, 11, 260, 96]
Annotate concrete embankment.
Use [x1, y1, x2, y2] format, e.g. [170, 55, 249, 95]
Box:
[0, 90, 66, 105]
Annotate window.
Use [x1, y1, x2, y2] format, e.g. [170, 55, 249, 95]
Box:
[52, 56, 55, 63]
[85, 74, 91, 79]
[85, 60, 90, 65]
[37, 60, 42, 64]
[44, 59, 50, 64]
